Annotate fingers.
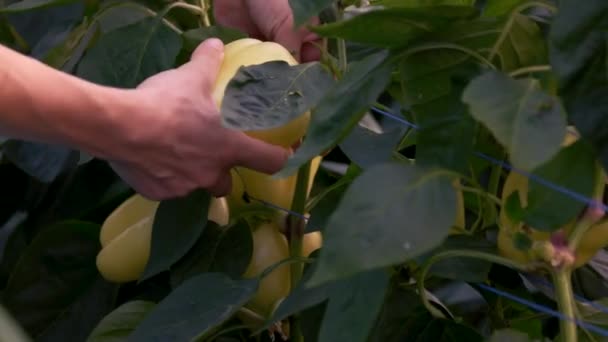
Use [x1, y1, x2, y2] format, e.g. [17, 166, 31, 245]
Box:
[182, 38, 225, 93]
[231, 134, 291, 174]
[208, 173, 232, 197]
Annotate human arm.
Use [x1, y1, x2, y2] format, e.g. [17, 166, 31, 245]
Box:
[0, 39, 289, 199]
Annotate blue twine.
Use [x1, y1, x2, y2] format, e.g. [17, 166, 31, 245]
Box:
[369, 106, 608, 212]
[533, 277, 608, 316]
[243, 105, 608, 336]
[477, 283, 608, 337]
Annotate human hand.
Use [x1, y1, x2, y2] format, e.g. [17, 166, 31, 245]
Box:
[107, 38, 290, 200]
[213, 0, 321, 62]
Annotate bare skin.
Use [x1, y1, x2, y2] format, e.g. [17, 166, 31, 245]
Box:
[214, 0, 321, 63]
[0, 0, 319, 200]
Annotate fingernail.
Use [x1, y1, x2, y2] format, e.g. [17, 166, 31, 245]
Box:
[206, 38, 224, 52]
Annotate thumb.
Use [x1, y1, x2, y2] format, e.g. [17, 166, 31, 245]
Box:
[184, 38, 225, 92]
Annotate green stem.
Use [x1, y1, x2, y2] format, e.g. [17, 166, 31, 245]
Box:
[198, 0, 211, 27]
[335, 3, 348, 72]
[509, 65, 552, 77]
[552, 269, 578, 342]
[287, 162, 311, 342]
[488, 153, 504, 198]
[400, 42, 497, 70]
[457, 185, 502, 207]
[488, 1, 557, 63]
[417, 249, 541, 318]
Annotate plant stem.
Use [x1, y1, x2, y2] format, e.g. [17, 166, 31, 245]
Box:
[552, 269, 578, 342]
[287, 161, 311, 342]
[199, 0, 211, 27]
[417, 249, 541, 318]
[509, 65, 552, 77]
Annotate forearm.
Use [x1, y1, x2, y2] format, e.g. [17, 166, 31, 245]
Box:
[0, 44, 137, 159]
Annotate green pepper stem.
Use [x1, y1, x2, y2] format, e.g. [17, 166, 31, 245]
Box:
[417, 249, 542, 318]
[551, 269, 578, 342]
[287, 161, 311, 342]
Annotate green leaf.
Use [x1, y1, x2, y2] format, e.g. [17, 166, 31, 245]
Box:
[35, 276, 117, 342]
[339, 125, 405, 169]
[370, 286, 484, 342]
[1, 221, 102, 337]
[488, 329, 533, 342]
[366, 285, 431, 342]
[141, 189, 211, 281]
[0, 0, 80, 13]
[318, 268, 390, 342]
[86, 301, 155, 342]
[183, 26, 245, 45]
[520, 140, 598, 231]
[312, 6, 478, 48]
[482, 0, 528, 17]
[170, 220, 253, 287]
[307, 162, 457, 286]
[419, 235, 495, 282]
[549, 0, 608, 175]
[42, 17, 90, 69]
[462, 70, 567, 171]
[277, 49, 393, 177]
[2, 140, 78, 183]
[306, 180, 351, 233]
[414, 85, 476, 174]
[128, 273, 258, 342]
[221, 61, 335, 132]
[76, 16, 181, 88]
[95, 2, 154, 33]
[491, 13, 548, 71]
[289, 0, 333, 28]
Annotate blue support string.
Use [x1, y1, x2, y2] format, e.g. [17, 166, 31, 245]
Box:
[243, 105, 608, 336]
[369, 106, 608, 212]
[477, 283, 608, 337]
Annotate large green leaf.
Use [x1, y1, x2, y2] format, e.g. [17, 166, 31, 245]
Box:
[514, 140, 598, 231]
[35, 276, 117, 342]
[367, 283, 483, 342]
[414, 84, 476, 174]
[307, 162, 458, 286]
[549, 0, 608, 175]
[339, 125, 406, 170]
[221, 61, 334, 132]
[318, 268, 390, 342]
[128, 273, 258, 341]
[2, 140, 78, 183]
[141, 189, 211, 281]
[41, 17, 90, 68]
[179, 25, 246, 62]
[482, 0, 528, 17]
[278, 49, 393, 177]
[312, 6, 478, 48]
[1, 221, 104, 338]
[488, 329, 533, 342]
[462, 70, 567, 171]
[289, 0, 333, 27]
[86, 301, 156, 342]
[170, 220, 253, 287]
[76, 15, 181, 88]
[0, 0, 80, 13]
